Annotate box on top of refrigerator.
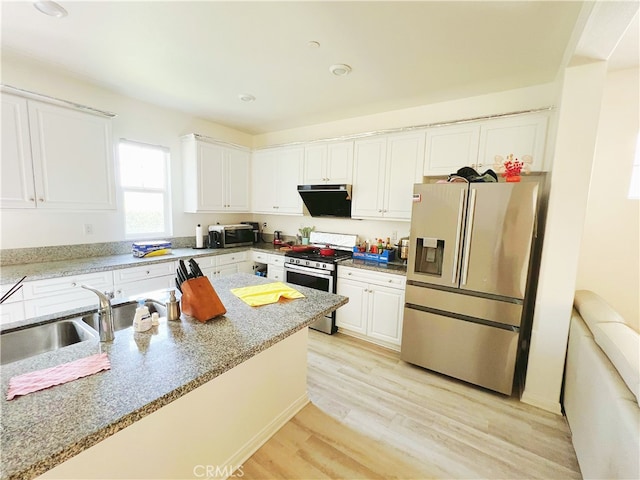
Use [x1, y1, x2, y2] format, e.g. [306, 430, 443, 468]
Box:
[132, 240, 172, 258]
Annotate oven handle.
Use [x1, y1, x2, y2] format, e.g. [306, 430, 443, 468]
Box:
[284, 262, 333, 278]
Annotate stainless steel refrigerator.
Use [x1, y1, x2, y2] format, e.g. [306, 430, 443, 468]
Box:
[401, 180, 540, 395]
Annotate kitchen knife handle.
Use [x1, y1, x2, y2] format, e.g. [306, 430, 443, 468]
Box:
[451, 189, 466, 285]
[461, 188, 477, 286]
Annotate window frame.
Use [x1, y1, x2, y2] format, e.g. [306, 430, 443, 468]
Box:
[117, 139, 173, 240]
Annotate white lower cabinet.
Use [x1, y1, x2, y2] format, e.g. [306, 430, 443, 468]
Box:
[251, 251, 285, 281]
[0, 283, 25, 325]
[113, 262, 177, 299]
[336, 266, 406, 350]
[22, 271, 114, 319]
[199, 252, 251, 280]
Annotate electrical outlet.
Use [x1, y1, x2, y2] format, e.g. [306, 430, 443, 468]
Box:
[83, 223, 94, 235]
[262, 222, 267, 229]
[391, 231, 398, 242]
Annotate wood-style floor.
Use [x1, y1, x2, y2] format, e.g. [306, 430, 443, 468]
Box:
[239, 330, 581, 479]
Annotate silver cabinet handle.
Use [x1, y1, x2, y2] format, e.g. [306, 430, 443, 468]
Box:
[461, 188, 477, 286]
[451, 189, 466, 284]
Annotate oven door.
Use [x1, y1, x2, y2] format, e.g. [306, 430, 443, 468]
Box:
[284, 263, 336, 334]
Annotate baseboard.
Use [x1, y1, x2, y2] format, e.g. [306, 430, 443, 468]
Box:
[337, 328, 401, 352]
[221, 392, 310, 478]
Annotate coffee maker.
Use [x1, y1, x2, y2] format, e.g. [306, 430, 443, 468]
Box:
[240, 222, 261, 244]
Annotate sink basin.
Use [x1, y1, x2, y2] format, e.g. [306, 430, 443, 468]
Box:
[82, 299, 167, 332]
[0, 319, 98, 365]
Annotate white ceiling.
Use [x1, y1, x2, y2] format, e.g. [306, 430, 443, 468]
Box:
[1, 1, 635, 135]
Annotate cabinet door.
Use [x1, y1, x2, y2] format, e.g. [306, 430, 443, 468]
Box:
[1, 94, 35, 208]
[0, 302, 25, 326]
[274, 146, 303, 214]
[326, 141, 353, 184]
[335, 278, 368, 335]
[383, 132, 426, 220]
[251, 149, 277, 213]
[217, 264, 239, 277]
[424, 124, 481, 176]
[27, 100, 115, 210]
[478, 114, 549, 172]
[195, 142, 226, 211]
[368, 284, 405, 347]
[303, 144, 327, 184]
[267, 266, 285, 281]
[351, 137, 386, 218]
[225, 148, 250, 211]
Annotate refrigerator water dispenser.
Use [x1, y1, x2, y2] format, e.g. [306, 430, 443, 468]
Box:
[415, 237, 444, 276]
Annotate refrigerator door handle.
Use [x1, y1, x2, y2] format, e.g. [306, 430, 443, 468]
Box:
[451, 189, 466, 284]
[461, 188, 477, 285]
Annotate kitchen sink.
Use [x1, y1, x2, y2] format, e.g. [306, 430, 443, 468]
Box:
[0, 319, 98, 366]
[81, 299, 167, 332]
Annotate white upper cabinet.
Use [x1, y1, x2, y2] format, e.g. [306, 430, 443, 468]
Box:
[1, 93, 116, 210]
[182, 134, 250, 213]
[477, 113, 549, 173]
[1, 94, 34, 208]
[352, 131, 425, 220]
[424, 124, 481, 176]
[251, 146, 303, 215]
[423, 112, 550, 176]
[303, 140, 353, 184]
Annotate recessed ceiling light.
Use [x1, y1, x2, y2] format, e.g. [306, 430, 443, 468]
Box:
[238, 93, 256, 103]
[33, 1, 68, 18]
[307, 41, 321, 49]
[329, 64, 352, 76]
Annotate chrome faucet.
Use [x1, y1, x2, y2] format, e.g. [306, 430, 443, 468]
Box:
[81, 285, 115, 342]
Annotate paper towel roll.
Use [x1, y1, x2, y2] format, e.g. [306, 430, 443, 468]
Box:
[196, 224, 203, 248]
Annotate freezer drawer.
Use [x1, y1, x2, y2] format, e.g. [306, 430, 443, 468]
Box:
[405, 284, 523, 327]
[400, 306, 519, 395]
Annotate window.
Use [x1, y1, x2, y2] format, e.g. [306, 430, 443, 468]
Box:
[629, 132, 640, 200]
[118, 140, 171, 238]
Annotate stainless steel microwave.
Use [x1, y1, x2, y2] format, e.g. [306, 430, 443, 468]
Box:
[208, 224, 254, 248]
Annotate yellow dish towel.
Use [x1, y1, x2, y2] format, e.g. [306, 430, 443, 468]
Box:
[231, 282, 305, 307]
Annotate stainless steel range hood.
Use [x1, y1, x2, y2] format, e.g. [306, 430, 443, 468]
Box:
[297, 184, 352, 218]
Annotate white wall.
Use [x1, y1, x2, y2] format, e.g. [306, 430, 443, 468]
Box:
[522, 61, 608, 414]
[0, 53, 253, 249]
[575, 67, 640, 331]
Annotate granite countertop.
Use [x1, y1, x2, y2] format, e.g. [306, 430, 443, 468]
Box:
[0, 273, 348, 480]
[0, 243, 406, 286]
[0, 243, 285, 285]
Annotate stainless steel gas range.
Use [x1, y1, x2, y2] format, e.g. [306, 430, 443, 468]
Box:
[284, 232, 357, 334]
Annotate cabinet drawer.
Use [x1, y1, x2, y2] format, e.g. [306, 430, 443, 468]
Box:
[0, 282, 24, 304]
[337, 266, 406, 288]
[252, 251, 269, 263]
[22, 271, 113, 300]
[217, 251, 248, 266]
[194, 256, 217, 269]
[113, 262, 175, 283]
[268, 254, 284, 266]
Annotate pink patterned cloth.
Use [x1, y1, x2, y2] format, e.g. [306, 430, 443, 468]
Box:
[6, 353, 111, 400]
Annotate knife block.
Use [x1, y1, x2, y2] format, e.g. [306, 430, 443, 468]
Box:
[180, 277, 226, 322]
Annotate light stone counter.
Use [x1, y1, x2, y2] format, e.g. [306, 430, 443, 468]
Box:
[0, 273, 347, 480]
[0, 243, 284, 285]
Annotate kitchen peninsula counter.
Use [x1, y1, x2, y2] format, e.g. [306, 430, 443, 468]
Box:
[0, 273, 347, 480]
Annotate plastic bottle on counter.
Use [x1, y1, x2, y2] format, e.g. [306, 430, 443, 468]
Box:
[133, 300, 152, 332]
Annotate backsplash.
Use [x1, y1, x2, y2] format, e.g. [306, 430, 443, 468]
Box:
[0, 236, 195, 266]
